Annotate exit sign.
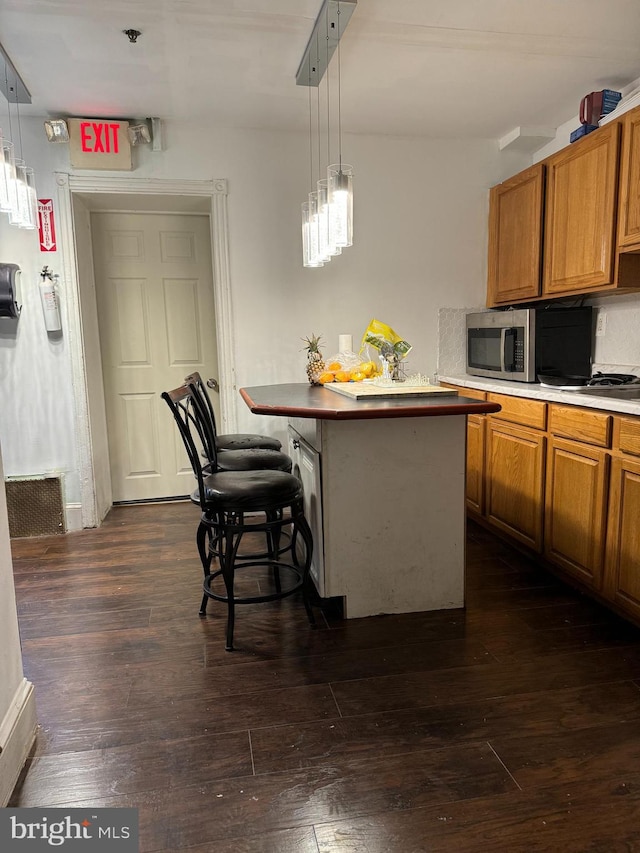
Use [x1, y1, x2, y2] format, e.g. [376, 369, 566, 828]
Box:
[68, 119, 132, 170]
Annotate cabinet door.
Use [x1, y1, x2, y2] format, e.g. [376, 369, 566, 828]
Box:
[618, 107, 640, 249]
[543, 122, 621, 295]
[486, 420, 546, 552]
[487, 164, 544, 306]
[544, 437, 609, 590]
[288, 427, 325, 597]
[466, 414, 485, 515]
[603, 455, 640, 620]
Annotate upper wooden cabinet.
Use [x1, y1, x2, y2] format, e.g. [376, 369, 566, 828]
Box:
[487, 109, 640, 307]
[487, 164, 545, 307]
[543, 122, 621, 296]
[618, 107, 640, 250]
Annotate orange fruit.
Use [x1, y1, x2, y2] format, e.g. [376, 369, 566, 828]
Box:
[318, 371, 334, 384]
[334, 370, 351, 382]
[327, 361, 342, 371]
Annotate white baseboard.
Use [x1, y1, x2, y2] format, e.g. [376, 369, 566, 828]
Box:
[64, 503, 83, 532]
[0, 678, 37, 806]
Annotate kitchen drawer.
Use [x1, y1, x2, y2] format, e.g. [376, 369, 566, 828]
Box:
[614, 415, 640, 457]
[488, 392, 547, 430]
[288, 416, 322, 453]
[549, 404, 612, 448]
[440, 383, 486, 401]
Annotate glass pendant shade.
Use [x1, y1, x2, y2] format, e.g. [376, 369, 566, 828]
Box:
[317, 178, 341, 258]
[307, 191, 324, 267]
[20, 166, 38, 229]
[302, 200, 323, 268]
[0, 137, 17, 214]
[327, 163, 354, 248]
[11, 159, 31, 228]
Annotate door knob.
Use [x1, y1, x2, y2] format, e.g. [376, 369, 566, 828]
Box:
[206, 378, 219, 392]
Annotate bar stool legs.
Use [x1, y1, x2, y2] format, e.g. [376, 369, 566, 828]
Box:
[198, 502, 316, 651]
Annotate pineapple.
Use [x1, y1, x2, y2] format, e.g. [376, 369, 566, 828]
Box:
[302, 334, 325, 385]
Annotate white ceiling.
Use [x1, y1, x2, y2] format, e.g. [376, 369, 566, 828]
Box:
[3, 0, 640, 140]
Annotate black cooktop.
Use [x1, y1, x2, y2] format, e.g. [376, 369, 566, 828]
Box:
[538, 372, 639, 389]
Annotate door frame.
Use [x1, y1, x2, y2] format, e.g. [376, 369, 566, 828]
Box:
[55, 173, 236, 529]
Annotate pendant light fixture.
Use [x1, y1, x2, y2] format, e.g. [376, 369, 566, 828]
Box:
[296, 0, 356, 268]
[0, 42, 37, 230]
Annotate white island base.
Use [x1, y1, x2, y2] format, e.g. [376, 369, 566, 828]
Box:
[288, 414, 467, 619]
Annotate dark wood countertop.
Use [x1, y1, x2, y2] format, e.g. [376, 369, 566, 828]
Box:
[240, 383, 502, 421]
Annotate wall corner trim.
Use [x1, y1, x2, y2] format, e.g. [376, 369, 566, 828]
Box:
[0, 678, 37, 806]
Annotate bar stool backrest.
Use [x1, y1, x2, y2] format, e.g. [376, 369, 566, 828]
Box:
[161, 384, 214, 509]
[184, 371, 218, 434]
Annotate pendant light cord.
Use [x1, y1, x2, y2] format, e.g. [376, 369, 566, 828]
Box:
[16, 94, 23, 160]
[308, 70, 313, 192]
[337, 1, 342, 169]
[326, 3, 331, 167]
[4, 65, 13, 144]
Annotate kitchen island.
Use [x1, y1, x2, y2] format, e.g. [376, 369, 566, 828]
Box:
[240, 383, 500, 618]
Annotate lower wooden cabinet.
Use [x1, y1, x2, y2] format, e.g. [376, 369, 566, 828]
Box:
[441, 382, 640, 625]
[466, 414, 485, 515]
[485, 419, 545, 552]
[544, 437, 609, 589]
[603, 455, 640, 620]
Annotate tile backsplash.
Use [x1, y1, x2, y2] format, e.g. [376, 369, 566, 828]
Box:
[436, 307, 482, 376]
[437, 297, 640, 379]
[591, 295, 640, 374]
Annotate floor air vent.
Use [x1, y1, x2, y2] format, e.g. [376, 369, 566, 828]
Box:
[5, 475, 65, 538]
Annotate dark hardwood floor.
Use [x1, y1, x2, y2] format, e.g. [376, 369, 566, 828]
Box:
[8, 502, 640, 851]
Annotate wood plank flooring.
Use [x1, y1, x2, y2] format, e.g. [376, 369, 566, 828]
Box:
[8, 502, 640, 851]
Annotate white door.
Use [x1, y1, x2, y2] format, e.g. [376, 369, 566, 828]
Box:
[91, 212, 219, 502]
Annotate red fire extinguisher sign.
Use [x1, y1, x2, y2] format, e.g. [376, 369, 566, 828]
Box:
[38, 199, 57, 252]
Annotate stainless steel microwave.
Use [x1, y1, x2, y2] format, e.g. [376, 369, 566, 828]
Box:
[466, 307, 593, 382]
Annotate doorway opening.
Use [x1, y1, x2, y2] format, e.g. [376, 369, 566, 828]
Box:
[56, 175, 235, 528]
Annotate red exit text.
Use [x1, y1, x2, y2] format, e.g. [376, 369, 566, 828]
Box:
[80, 122, 121, 154]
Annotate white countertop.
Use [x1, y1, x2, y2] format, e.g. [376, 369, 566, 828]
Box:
[438, 374, 640, 416]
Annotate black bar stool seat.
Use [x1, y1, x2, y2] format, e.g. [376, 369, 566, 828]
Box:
[213, 447, 292, 473]
[216, 433, 282, 452]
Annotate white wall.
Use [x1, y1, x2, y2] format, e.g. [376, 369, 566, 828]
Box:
[0, 117, 530, 508]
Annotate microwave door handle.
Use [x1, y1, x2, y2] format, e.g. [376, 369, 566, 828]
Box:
[500, 328, 507, 373]
[504, 328, 517, 372]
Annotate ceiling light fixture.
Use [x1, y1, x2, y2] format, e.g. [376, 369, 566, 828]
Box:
[44, 119, 70, 142]
[128, 123, 151, 146]
[296, 0, 356, 268]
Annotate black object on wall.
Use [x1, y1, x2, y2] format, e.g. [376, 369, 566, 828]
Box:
[0, 262, 21, 318]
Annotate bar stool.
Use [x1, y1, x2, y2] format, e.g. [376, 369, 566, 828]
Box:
[162, 384, 316, 651]
[184, 372, 282, 452]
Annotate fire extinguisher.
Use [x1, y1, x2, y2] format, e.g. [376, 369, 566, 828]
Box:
[39, 266, 62, 332]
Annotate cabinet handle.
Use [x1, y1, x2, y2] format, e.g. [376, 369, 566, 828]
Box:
[292, 439, 300, 449]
